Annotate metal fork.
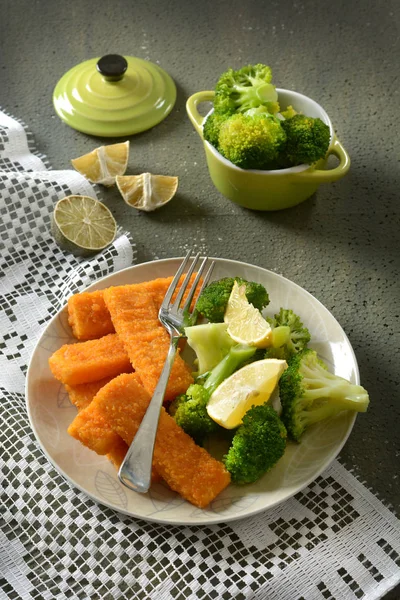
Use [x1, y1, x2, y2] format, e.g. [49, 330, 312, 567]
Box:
[118, 251, 215, 494]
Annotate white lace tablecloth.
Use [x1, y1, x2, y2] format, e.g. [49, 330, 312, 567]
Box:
[0, 109, 399, 600]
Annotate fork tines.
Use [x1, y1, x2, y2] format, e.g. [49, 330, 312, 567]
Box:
[161, 250, 215, 316]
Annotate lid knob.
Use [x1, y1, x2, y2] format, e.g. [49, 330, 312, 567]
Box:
[96, 54, 128, 82]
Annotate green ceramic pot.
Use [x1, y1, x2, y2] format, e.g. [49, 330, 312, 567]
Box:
[186, 89, 350, 211]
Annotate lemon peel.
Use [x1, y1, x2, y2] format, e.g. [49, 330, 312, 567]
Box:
[116, 173, 178, 211]
[71, 141, 129, 187]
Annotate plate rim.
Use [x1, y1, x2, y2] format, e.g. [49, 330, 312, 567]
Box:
[25, 257, 358, 525]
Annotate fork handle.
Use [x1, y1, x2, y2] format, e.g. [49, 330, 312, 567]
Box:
[118, 335, 180, 494]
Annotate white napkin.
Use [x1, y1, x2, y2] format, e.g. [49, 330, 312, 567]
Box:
[0, 108, 399, 600]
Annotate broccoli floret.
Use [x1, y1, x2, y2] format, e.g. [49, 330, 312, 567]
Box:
[281, 114, 330, 166]
[224, 404, 287, 484]
[171, 344, 257, 443]
[195, 277, 234, 322]
[244, 104, 280, 117]
[169, 384, 218, 443]
[214, 64, 279, 116]
[203, 112, 229, 148]
[196, 277, 269, 323]
[280, 105, 298, 119]
[168, 393, 187, 417]
[265, 308, 311, 361]
[218, 113, 287, 170]
[185, 322, 236, 375]
[279, 349, 370, 442]
[236, 278, 269, 310]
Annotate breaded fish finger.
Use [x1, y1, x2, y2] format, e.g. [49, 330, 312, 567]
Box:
[68, 290, 114, 340]
[49, 333, 132, 386]
[65, 375, 132, 468]
[67, 373, 161, 482]
[65, 375, 124, 411]
[103, 287, 193, 402]
[91, 373, 231, 508]
[67, 275, 200, 340]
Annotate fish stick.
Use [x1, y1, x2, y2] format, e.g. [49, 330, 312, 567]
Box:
[68, 373, 161, 482]
[87, 373, 231, 508]
[49, 333, 131, 386]
[68, 290, 114, 340]
[106, 436, 130, 470]
[103, 286, 193, 402]
[65, 376, 121, 411]
[66, 376, 133, 470]
[67, 274, 200, 340]
[68, 396, 123, 455]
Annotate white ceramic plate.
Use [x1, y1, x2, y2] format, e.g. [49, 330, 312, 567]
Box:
[26, 258, 358, 525]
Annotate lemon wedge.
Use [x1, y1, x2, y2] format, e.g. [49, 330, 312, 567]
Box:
[71, 141, 129, 187]
[207, 358, 287, 429]
[224, 281, 272, 348]
[51, 195, 117, 257]
[116, 173, 178, 211]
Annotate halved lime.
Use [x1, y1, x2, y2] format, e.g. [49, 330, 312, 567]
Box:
[51, 195, 117, 257]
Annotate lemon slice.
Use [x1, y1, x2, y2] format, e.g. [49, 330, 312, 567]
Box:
[51, 195, 117, 257]
[116, 173, 178, 211]
[207, 358, 287, 429]
[71, 141, 129, 187]
[224, 281, 272, 348]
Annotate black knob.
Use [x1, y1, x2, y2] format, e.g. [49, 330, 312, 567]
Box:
[97, 54, 128, 82]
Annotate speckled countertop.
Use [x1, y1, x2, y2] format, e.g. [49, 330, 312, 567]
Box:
[1, 0, 399, 596]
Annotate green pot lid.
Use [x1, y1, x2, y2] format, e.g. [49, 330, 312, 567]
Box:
[53, 54, 177, 137]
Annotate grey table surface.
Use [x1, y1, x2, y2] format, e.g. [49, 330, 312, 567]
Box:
[1, 0, 399, 598]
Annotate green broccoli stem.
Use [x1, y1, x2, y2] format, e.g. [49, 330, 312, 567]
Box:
[298, 402, 342, 428]
[301, 363, 369, 412]
[203, 344, 257, 395]
[233, 83, 277, 108]
[303, 384, 370, 411]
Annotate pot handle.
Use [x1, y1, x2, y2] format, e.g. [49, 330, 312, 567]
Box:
[186, 91, 215, 138]
[292, 136, 350, 183]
